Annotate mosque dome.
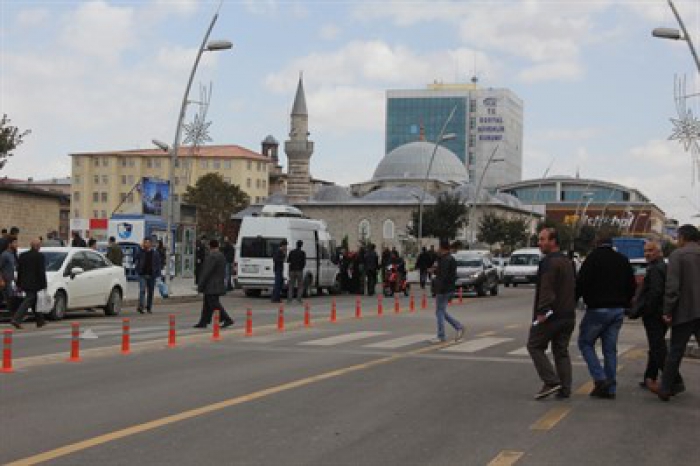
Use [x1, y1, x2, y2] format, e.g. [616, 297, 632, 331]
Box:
[362, 185, 435, 203]
[494, 192, 524, 209]
[262, 135, 279, 145]
[451, 183, 497, 204]
[312, 185, 354, 202]
[372, 141, 468, 183]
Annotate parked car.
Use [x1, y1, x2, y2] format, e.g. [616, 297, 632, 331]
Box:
[502, 248, 544, 287]
[454, 253, 499, 297]
[492, 257, 509, 282]
[17, 247, 127, 320]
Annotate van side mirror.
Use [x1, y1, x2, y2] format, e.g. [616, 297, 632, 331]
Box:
[70, 267, 84, 279]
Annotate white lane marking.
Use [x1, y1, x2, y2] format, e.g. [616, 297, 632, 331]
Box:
[52, 326, 168, 339]
[441, 337, 513, 353]
[364, 334, 435, 349]
[243, 329, 326, 343]
[299, 331, 389, 346]
[129, 329, 202, 341]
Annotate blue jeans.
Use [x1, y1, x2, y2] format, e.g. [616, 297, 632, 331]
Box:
[138, 275, 156, 311]
[435, 292, 462, 340]
[578, 308, 624, 393]
[272, 271, 284, 302]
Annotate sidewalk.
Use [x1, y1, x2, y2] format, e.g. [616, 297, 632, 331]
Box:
[125, 277, 200, 306]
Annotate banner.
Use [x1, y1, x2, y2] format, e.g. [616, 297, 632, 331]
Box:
[141, 177, 170, 216]
[108, 220, 145, 244]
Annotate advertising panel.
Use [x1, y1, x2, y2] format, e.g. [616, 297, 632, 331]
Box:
[108, 220, 146, 244]
[141, 177, 170, 216]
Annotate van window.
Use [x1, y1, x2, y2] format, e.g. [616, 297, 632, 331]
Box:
[241, 237, 286, 258]
[509, 254, 541, 266]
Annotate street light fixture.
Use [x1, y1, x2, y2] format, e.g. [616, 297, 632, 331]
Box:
[417, 105, 458, 247]
[158, 8, 232, 286]
[652, 1, 700, 74]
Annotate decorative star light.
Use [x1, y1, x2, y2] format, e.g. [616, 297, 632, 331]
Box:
[182, 112, 213, 147]
[669, 109, 700, 152]
[669, 75, 700, 185]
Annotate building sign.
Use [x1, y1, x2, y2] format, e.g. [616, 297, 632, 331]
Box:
[141, 177, 169, 216]
[108, 220, 145, 244]
[478, 97, 504, 141]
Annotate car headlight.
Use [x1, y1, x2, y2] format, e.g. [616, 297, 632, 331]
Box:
[470, 273, 481, 279]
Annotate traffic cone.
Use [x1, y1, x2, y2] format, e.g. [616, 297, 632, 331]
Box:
[377, 295, 383, 316]
[278, 303, 285, 332]
[409, 293, 415, 312]
[394, 295, 400, 313]
[304, 301, 312, 327]
[68, 322, 81, 362]
[421, 292, 428, 310]
[212, 310, 221, 342]
[355, 296, 362, 319]
[1, 330, 13, 373]
[121, 318, 131, 355]
[168, 314, 177, 348]
[245, 308, 253, 337]
[330, 297, 337, 323]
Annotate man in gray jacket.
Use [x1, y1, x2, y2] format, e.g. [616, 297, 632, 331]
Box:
[652, 224, 700, 401]
[0, 236, 19, 314]
[193, 239, 234, 329]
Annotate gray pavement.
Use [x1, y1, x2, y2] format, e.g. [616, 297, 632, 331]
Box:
[1, 287, 698, 465]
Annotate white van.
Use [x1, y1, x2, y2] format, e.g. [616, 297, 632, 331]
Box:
[502, 247, 543, 287]
[235, 206, 341, 297]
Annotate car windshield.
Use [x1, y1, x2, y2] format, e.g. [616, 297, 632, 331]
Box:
[509, 254, 540, 266]
[44, 252, 68, 272]
[456, 259, 482, 267]
[240, 237, 286, 258]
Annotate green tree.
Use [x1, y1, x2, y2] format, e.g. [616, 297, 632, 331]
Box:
[502, 218, 529, 252]
[477, 212, 506, 245]
[0, 114, 31, 171]
[409, 192, 468, 240]
[184, 173, 249, 237]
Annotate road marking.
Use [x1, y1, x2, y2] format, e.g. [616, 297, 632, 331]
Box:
[487, 450, 524, 466]
[441, 337, 513, 353]
[52, 326, 167, 339]
[363, 334, 434, 349]
[5, 341, 450, 466]
[477, 330, 498, 337]
[505, 324, 522, 330]
[575, 381, 594, 395]
[530, 406, 571, 431]
[299, 331, 388, 346]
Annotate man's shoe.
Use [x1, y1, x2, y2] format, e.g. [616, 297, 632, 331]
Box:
[221, 320, 235, 329]
[137, 307, 145, 314]
[555, 389, 570, 399]
[590, 380, 615, 399]
[36, 319, 46, 328]
[146, 308, 152, 314]
[428, 337, 446, 345]
[10, 321, 22, 330]
[671, 383, 686, 396]
[454, 327, 465, 342]
[193, 324, 207, 329]
[535, 383, 562, 400]
[639, 380, 651, 390]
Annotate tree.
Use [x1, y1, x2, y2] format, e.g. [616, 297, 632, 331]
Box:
[0, 114, 31, 171]
[502, 218, 529, 252]
[477, 212, 506, 246]
[184, 173, 249, 238]
[409, 192, 468, 240]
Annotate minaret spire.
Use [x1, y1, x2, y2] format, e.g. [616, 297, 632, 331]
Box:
[291, 72, 308, 117]
[285, 72, 314, 202]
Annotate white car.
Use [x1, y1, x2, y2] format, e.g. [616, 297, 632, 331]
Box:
[19, 247, 127, 320]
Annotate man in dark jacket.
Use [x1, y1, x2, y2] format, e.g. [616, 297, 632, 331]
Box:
[429, 239, 464, 344]
[221, 237, 235, 291]
[106, 236, 123, 266]
[527, 228, 577, 399]
[134, 238, 162, 314]
[194, 239, 234, 329]
[287, 240, 306, 303]
[11, 239, 47, 329]
[364, 244, 379, 296]
[71, 231, 87, 247]
[271, 240, 287, 303]
[629, 241, 683, 391]
[576, 233, 636, 399]
[0, 227, 19, 253]
[416, 247, 431, 289]
[651, 225, 700, 401]
[0, 236, 19, 315]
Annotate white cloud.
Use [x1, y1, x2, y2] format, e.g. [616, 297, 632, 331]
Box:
[534, 127, 603, 142]
[243, 0, 278, 15]
[16, 8, 50, 28]
[152, 0, 200, 16]
[518, 60, 584, 82]
[319, 24, 341, 41]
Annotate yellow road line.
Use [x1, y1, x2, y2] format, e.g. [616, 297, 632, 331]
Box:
[477, 330, 498, 337]
[530, 406, 571, 431]
[622, 348, 647, 360]
[6, 341, 450, 466]
[505, 324, 521, 330]
[575, 380, 594, 395]
[487, 450, 524, 466]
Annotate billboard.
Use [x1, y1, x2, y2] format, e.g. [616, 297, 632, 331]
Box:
[108, 220, 145, 244]
[141, 177, 170, 216]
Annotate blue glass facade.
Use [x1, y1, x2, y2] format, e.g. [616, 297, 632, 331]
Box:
[386, 97, 467, 163]
[506, 186, 629, 203]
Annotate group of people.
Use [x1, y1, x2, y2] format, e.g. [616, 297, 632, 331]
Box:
[335, 245, 408, 296]
[526, 225, 700, 402]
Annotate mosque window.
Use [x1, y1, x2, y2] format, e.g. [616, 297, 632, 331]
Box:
[383, 220, 395, 240]
[359, 219, 371, 241]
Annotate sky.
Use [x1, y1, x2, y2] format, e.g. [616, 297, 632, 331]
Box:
[2, 0, 700, 224]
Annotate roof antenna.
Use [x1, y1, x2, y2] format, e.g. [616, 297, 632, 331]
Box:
[471, 51, 479, 85]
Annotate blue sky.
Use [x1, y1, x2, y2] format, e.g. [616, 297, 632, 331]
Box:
[2, 0, 700, 223]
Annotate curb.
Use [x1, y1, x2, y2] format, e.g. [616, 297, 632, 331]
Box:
[123, 294, 201, 307]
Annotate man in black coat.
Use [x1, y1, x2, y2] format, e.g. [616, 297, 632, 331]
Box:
[134, 238, 162, 314]
[271, 240, 287, 303]
[11, 239, 47, 329]
[194, 239, 234, 329]
[416, 247, 431, 289]
[364, 244, 379, 296]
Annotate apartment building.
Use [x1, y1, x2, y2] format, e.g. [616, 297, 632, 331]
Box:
[70, 145, 271, 220]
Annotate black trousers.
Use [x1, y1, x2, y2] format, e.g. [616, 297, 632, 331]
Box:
[366, 271, 377, 295]
[642, 313, 683, 383]
[197, 294, 233, 326]
[13, 290, 44, 324]
[527, 318, 576, 394]
[660, 318, 700, 394]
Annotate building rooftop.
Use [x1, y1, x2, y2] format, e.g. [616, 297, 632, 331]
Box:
[70, 144, 269, 161]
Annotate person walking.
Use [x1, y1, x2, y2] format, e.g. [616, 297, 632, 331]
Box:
[287, 240, 306, 303]
[364, 244, 379, 296]
[628, 241, 683, 391]
[87, 238, 98, 250]
[271, 240, 288, 303]
[71, 231, 87, 247]
[650, 225, 700, 401]
[194, 237, 207, 285]
[221, 237, 235, 291]
[193, 239, 234, 329]
[0, 227, 19, 253]
[416, 247, 431, 289]
[106, 236, 123, 266]
[429, 239, 465, 344]
[11, 239, 47, 329]
[134, 238, 161, 314]
[0, 236, 20, 316]
[576, 233, 636, 399]
[527, 228, 577, 400]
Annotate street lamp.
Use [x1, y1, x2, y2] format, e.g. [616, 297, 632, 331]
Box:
[467, 145, 504, 244]
[156, 9, 232, 286]
[652, 1, 700, 74]
[417, 105, 458, 247]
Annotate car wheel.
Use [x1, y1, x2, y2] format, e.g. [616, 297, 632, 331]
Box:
[477, 283, 487, 297]
[103, 287, 122, 316]
[328, 275, 342, 295]
[244, 289, 262, 298]
[490, 284, 499, 296]
[49, 291, 67, 321]
[513, 283, 518, 288]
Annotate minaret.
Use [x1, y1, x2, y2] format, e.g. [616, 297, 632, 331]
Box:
[284, 73, 314, 202]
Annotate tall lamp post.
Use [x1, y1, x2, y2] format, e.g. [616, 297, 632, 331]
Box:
[417, 105, 458, 247]
[652, 0, 700, 74]
[468, 145, 503, 244]
[154, 9, 232, 286]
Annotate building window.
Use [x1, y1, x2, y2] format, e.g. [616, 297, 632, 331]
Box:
[213, 161, 221, 169]
[73, 192, 80, 202]
[120, 193, 127, 202]
[224, 177, 231, 184]
[129, 159, 135, 167]
[256, 179, 260, 188]
[382, 219, 395, 240]
[224, 161, 232, 169]
[359, 219, 371, 241]
[74, 209, 80, 218]
[200, 159, 208, 169]
[155, 159, 162, 168]
[102, 158, 108, 167]
[247, 161, 252, 170]
[101, 192, 108, 203]
[102, 175, 109, 185]
[121, 159, 127, 167]
[93, 175, 99, 184]
[101, 210, 107, 218]
[469, 135, 476, 147]
[121, 175, 127, 185]
[469, 117, 476, 130]
[75, 158, 81, 167]
[247, 178, 251, 188]
[128, 175, 135, 185]
[262, 180, 267, 189]
[93, 192, 99, 203]
[146, 158, 153, 168]
[257, 162, 262, 171]
[74, 175, 81, 184]
[93, 210, 99, 218]
[173, 194, 179, 202]
[94, 158, 100, 167]
[262, 163, 267, 172]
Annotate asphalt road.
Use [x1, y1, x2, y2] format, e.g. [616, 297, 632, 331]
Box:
[1, 287, 698, 465]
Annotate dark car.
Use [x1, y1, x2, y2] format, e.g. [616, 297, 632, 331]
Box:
[454, 253, 499, 297]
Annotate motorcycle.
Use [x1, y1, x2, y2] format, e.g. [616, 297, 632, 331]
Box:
[383, 263, 410, 297]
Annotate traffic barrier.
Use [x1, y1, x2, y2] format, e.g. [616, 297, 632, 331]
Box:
[355, 296, 362, 319]
[409, 293, 415, 312]
[168, 314, 177, 348]
[421, 292, 428, 310]
[458, 287, 463, 304]
[1, 330, 13, 373]
[212, 310, 221, 342]
[330, 297, 337, 323]
[121, 318, 131, 355]
[278, 304, 285, 332]
[377, 295, 383, 316]
[304, 301, 312, 327]
[68, 322, 81, 362]
[394, 295, 400, 313]
[245, 308, 253, 337]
